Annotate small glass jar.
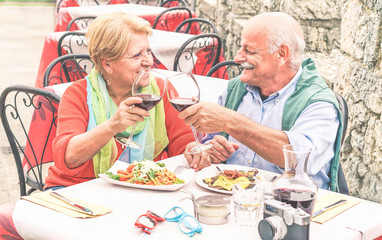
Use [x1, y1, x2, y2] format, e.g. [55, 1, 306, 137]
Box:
[195, 195, 231, 225]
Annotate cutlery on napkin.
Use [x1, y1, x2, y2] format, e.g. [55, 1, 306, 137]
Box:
[312, 194, 361, 224]
[50, 191, 94, 216]
[22, 190, 112, 218]
[312, 199, 347, 218]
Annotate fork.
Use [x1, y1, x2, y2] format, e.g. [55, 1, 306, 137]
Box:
[174, 165, 188, 176]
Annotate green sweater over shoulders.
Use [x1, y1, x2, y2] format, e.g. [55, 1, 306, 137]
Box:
[223, 58, 343, 192]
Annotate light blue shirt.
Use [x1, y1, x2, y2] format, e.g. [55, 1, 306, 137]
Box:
[203, 67, 339, 189]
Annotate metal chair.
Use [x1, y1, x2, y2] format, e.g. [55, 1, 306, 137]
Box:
[0, 85, 60, 196]
[206, 60, 243, 80]
[153, 7, 192, 32]
[43, 54, 95, 87]
[160, 0, 187, 7]
[175, 18, 218, 34]
[334, 92, 350, 195]
[174, 33, 222, 76]
[66, 16, 96, 31]
[134, 0, 160, 4]
[57, 31, 87, 56]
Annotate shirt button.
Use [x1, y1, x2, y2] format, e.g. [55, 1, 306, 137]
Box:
[276, 98, 280, 103]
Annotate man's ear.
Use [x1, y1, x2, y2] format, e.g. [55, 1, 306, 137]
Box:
[278, 44, 290, 63]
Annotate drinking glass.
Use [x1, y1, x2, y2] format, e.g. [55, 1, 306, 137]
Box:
[166, 72, 212, 154]
[115, 69, 167, 149]
[232, 182, 264, 226]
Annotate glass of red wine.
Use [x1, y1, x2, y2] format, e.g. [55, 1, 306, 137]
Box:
[166, 72, 212, 154]
[115, 68, 166, 149]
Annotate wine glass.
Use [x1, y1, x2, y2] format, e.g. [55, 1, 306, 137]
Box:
[166, 72, 212, 154]
[115, 69, 167, 149]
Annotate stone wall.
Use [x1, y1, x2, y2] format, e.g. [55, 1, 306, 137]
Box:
[195, 0, 382, 202]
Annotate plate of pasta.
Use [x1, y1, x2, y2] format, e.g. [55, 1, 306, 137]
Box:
[99, 160, 194, 191]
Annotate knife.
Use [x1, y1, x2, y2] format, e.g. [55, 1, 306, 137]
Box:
[312, 199, 347, 218]
[50, 191, 94, 216]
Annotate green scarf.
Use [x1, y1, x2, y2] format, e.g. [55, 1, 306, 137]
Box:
[86, 69, 169, 177]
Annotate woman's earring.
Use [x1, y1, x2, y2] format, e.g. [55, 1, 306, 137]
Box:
[107, 76, 112, 86]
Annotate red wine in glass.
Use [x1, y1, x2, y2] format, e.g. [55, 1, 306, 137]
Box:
[115, 69, 166, 150]
[273, 188, 317, 215]
[135, 94, 162, 111]
[169, 98, 198, 112]
[166, 72, 212, 154]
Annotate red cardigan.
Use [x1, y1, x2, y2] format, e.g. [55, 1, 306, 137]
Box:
[44, 79, 194, 188]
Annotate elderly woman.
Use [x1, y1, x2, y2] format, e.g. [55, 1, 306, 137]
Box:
[44, 12, 194, 189]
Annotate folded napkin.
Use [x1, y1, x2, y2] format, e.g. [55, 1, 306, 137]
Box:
[312, 193, 361, 224]
[22, 191, 112, 218]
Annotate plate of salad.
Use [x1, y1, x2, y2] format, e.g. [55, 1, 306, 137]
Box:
[99, 160, 194, 191]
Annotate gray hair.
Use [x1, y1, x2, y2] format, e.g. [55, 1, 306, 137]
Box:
[267, 25, 305, 70]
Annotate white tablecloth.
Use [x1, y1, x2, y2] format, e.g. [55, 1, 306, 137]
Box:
[51, 69, 229, 104]
[12, 155, 382, 240]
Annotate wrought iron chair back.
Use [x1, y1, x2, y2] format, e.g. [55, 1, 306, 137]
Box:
[333, 92, 349, 195]
[160, 0, 187, 7]
[43, 54, 95, 87]
[175, 18, 217, 34]
[66, 16, 96, 31]
[174, 33, 222, 76]
[0, 85, 60, 196]
[206, 60, 243, 80]
[153, 7, 192, 32]
[134, 0, 160, 4]
[57, 31, 87, 56]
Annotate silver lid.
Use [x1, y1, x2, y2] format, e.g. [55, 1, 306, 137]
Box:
[196, 195, 232, 207]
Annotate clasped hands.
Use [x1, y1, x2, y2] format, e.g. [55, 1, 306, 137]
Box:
[179, 102, 239, 171]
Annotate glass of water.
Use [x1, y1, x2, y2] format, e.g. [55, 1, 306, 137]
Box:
[232, 182, 264, 227]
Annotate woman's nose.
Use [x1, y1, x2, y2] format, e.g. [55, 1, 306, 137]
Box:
[142, 53, 153, 67]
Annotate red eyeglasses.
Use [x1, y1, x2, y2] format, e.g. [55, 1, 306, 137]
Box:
[134, 211, 165, 234]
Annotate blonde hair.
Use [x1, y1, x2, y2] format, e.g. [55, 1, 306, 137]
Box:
[86, 12, 153, 72]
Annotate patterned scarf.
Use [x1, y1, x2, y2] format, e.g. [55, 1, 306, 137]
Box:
[85, 69, 169, 177]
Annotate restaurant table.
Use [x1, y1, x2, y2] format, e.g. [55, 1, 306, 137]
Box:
[10, 154, 382, 240]
[54, 3, 194, 32]
[0, 71, 229, 239]
[35, 30, 224, 88]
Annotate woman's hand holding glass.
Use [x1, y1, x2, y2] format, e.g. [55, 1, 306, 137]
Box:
[115, 69, 166, 149]
[110, 97, 148, 133]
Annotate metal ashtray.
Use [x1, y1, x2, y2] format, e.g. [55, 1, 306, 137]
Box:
[195, 194, 232, 225]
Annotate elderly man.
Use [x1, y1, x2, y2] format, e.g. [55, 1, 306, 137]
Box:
[179, 12, 343, 190]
